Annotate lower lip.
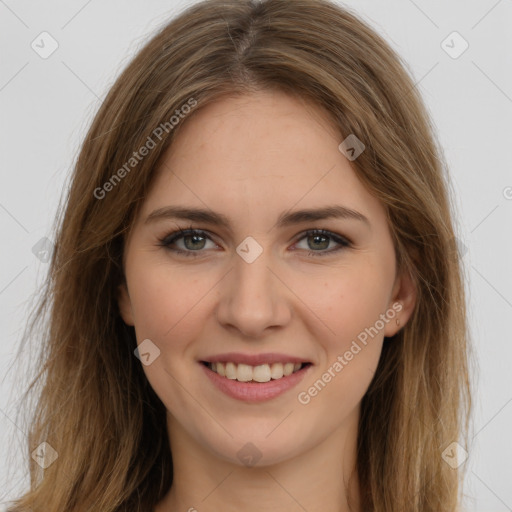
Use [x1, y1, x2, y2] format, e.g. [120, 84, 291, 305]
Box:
[200, 363, 312, 403]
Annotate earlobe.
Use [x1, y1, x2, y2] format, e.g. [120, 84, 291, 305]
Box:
[384, 270, 417, 338]
[117, 282, 135, 326]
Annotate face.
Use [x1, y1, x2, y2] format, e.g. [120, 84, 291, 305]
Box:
[118, 90, 416, 467]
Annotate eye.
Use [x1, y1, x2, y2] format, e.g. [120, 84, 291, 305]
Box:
[293, 229, 351, 257]
[158, 227, 352, 258]
[158, 228, 217, 257]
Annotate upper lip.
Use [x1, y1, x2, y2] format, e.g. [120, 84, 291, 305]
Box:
[201, 352, 311, 366]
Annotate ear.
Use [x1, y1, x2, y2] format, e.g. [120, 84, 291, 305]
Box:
[117, 281, 135, 326]
[383, 268, 417, 338]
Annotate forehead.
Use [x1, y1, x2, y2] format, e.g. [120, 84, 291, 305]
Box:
[139, 90, 385, 228]
[161, 90, 341, 176]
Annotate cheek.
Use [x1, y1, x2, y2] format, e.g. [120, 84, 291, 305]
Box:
[126, 260, 229, 396]
[128, 261, 209, 342]
[294, 261, 391, 401]
[295, 276, 388, 428]
[300, 261, 393, 348]
[127, 266, 214, 403]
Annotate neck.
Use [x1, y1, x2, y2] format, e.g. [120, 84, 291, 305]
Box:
[155, 408, 361, 512]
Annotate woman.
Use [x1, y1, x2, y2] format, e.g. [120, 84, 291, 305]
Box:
[6, 0, 471, 510]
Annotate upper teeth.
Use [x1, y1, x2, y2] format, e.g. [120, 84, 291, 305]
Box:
[209, 362, 303, 382]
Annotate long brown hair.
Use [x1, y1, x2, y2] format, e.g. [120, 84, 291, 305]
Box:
[5, 0, 472, 510]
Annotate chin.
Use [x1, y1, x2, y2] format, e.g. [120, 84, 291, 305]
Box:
[196, 419, 312, 468]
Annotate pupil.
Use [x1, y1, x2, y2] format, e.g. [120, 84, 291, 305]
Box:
[185, 234, 205, 250]
[310, 235, 328, 250]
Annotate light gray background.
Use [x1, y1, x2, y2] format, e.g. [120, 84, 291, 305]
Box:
[1, 0, 511, 510]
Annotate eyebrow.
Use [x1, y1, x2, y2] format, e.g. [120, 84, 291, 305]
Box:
[144, 204, 370, 229]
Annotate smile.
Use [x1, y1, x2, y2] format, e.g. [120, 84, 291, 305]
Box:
[203, 361, 308, 383]
[200, 359, 313, 402]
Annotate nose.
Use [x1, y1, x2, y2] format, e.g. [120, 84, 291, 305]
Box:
[214, 246, 292, 339]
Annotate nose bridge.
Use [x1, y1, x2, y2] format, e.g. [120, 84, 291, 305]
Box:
[215, 238, 290, 337]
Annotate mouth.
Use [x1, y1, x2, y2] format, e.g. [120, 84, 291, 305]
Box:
[198, 352, 314, 402]
[200, 361, 312, 383]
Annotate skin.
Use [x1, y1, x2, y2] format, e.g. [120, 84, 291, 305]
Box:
[118, 89, 417, 512]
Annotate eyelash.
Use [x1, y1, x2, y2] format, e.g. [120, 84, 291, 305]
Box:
[157, 226, 352, 258]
